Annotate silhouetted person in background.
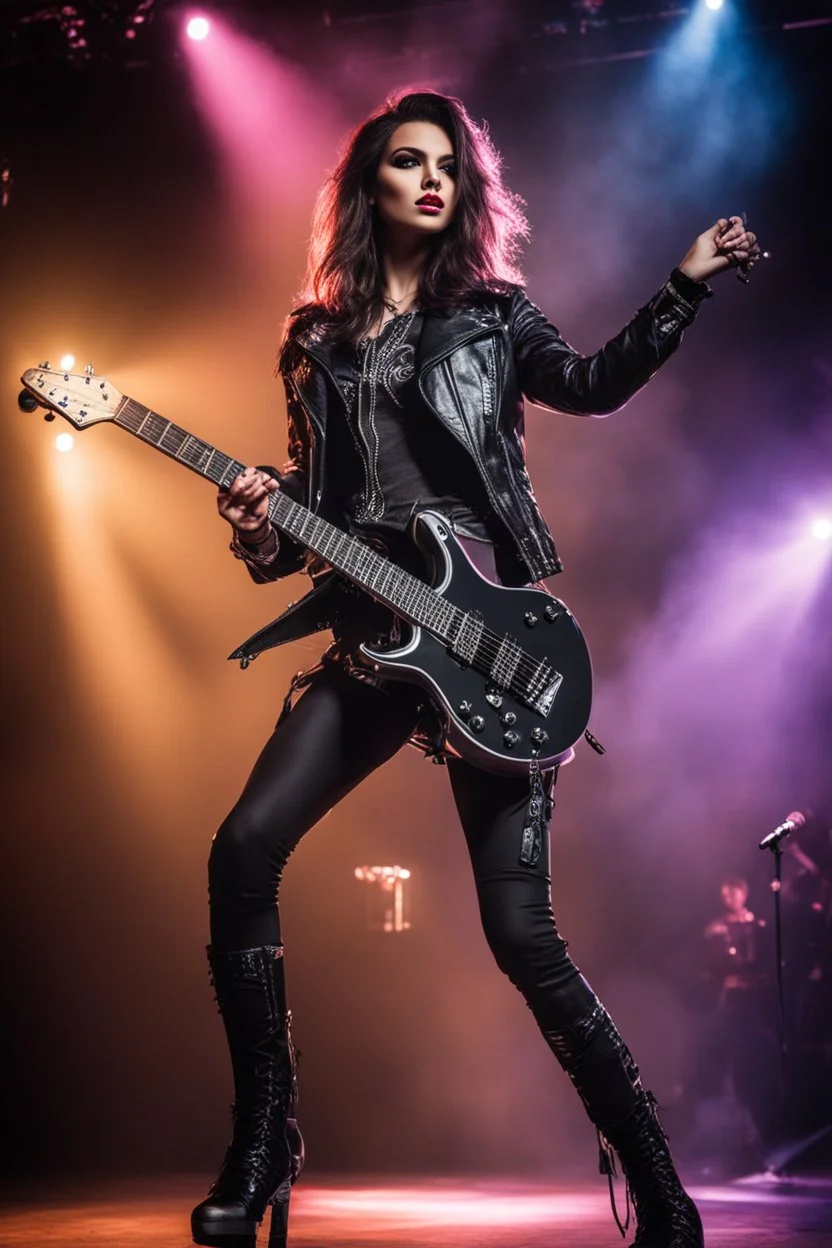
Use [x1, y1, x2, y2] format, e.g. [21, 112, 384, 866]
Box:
[685, 875, 781, 1166]
[702, 876, 768, 1000]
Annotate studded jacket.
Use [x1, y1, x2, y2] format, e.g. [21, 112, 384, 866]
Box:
[240, 269, 709, 588]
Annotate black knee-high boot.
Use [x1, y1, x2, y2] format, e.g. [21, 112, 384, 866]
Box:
[540, 977, 703, 1248]
[191, 946, 304, 1248]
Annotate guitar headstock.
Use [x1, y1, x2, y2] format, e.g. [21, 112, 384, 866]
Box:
[18, 365, 124, 429]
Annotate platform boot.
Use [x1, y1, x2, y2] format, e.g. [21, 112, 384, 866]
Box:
[191, 945, 304, 1248]
[541, 977, 704, 1247]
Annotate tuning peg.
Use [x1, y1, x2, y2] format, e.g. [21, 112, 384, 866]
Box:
[84, 363, 95, 376]
[44, 412, 56, 422]
[18, 389, 39, 413]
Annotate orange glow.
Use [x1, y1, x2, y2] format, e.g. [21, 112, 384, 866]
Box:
[0, 1177, 762, 1248]
[299, 1180, 607, 1227]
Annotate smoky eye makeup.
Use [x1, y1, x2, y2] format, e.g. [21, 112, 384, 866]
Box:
[389, 148, 457, 172]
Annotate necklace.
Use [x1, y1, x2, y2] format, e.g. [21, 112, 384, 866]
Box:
[383, 288, 419, 315]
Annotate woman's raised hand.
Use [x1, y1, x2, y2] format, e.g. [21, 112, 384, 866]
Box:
[679, 215, 763, 284]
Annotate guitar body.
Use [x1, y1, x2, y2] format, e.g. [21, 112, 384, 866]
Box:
[358, 511, 592, 773]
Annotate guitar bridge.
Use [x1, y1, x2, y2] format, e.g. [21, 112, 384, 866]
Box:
[532, 671, 563, 716]
[519, 661, 562, 717]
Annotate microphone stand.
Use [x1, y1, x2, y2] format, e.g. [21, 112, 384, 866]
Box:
[759, 830, 789, 1081]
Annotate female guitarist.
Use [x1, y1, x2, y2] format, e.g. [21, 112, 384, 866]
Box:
[192, 88, 760, 1248]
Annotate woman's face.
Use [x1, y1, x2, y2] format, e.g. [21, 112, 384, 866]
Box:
[372, 121, 459, 238]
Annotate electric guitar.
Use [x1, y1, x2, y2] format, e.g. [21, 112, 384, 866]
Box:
[19, 365, 593, 774]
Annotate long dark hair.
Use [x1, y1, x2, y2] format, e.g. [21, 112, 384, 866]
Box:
[290, 89, 529, 342]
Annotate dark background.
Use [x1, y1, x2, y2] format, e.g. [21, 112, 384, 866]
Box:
[1, 0, 831, 1183]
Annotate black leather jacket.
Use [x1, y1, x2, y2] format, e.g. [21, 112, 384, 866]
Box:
[242, 269, 709, 587]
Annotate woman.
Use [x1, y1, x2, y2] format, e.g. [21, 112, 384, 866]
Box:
[191, 89, 760, 1248]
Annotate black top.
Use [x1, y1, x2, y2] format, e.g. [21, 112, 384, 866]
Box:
[329, 311, 496, 558]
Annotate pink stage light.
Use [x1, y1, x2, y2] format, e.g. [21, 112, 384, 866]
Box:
[186, 15, 210, 41]
[810, 517, 832, 541]
[181, 14, 339, 218]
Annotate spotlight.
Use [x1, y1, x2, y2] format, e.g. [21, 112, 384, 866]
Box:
[59, 353, 76, 370]
[810, 517, 832, 542]
[186, 15, 210, 41]
[56, 433, 74, 453]
[705, 0, 724, 9]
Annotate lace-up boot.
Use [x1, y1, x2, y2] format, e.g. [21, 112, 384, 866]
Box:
[191, 945, 304, 1248]
[540, 976, 703, 1248]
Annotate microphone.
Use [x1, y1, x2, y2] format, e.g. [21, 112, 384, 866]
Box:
[759, 810, 806, 851]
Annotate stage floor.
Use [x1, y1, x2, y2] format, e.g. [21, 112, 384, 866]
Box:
[1, 1173, 831, 1247]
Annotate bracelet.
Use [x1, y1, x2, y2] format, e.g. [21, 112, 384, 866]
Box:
[239, 522, 273, 550]
[230, 525, 280, 566]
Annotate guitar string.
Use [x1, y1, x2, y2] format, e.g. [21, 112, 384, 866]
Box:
[119, 401, 558, 695]
[274, 494, 551, 687]
[123, 403, 554, 693]
[120, 401, 553, 693]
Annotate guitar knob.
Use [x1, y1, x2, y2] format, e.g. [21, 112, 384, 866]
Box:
[469, 715, 485, 733]
[544, 603, 560, 622]
[485, 690, 503, 709]
[500, 711, 517, 727]
[84, 363, 95, 376]
[530, 727, 549, 746]
[524, 611, 538, 626]
[458, 700, 472, 720]
[503, 729, 521, 749]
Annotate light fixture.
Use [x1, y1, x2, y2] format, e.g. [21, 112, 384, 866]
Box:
[186, 15, 210, 41]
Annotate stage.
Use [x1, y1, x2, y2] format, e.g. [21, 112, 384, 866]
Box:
[2, 1173, 831, 1247]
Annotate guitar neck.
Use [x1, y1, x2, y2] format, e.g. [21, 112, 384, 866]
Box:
[115, 396, 460, 639]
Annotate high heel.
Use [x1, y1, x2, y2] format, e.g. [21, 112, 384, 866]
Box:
[266, 1178, 292, 1248]
[191, 945, 304, 1248]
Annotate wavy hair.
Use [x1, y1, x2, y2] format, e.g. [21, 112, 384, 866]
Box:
[291, 89, 530, 342]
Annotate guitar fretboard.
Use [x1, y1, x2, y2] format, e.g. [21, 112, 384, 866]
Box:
[115, 396, 462, 641]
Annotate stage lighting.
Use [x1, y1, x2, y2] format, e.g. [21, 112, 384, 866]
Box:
[56, 433, 74, 453]
[186, 15, 210, 41]
[355, 865, 412, 932]
[810, 517, 832, 542]
[59, 353, 75, 370]
[705, 0, 724, 10]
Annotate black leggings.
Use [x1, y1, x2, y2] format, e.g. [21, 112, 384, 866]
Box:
[208, 661, 581, 1028]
